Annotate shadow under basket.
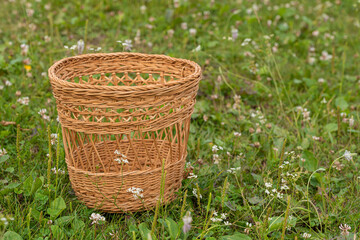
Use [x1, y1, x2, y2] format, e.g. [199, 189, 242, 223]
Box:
[48, 52, 202, 212]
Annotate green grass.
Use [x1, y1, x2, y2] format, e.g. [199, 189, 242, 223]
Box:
[1, 0, 360, 239]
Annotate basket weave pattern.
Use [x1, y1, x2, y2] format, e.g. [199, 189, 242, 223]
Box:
[48, 52, 201, 212]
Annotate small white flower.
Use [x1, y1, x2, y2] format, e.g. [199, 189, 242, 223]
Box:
[302, 232, 311, 239]
[231, 28, 238, 41]
[241, 38, 251, 46]
[51, 167, 65, 174]
[221, 213, 227, 219]
[321, 98, 327, 104]
[339, 224, 351, 236]
[89, 213, 105, 225]
[17, 97, 30, 105]
[77, 40, 84, 54]
[213, 154, 220, 164]
[212, 145, 223, 153]
[210, 217, 223, 222]
[312, 30, 319, 37]
[50, 133, 58, 145]
[349, 117, 354, 127]
[187, 173, 198, 179]
[320, 51, 332, 61]
[0, 148, 7, 156]
[114, 150, 128, 164]
[318, 78, 325, 83]
[38, 108, 47, 115]
[192, 188, 202, 199]
[182, 211, 192, 233]
[234, 132, 241, 137]
[140, 5, 147, 13]
[192, 45, 201, 52]
[224, 221, 231, 225]
[181, 22, 188, 30]
[265, 182, 272, 188]
[167, 29, 175, 38]
[189, 28, 197, 36]
[127, 187, 144, 199]
[343, 150, 353, 161]
[265, 189, 270, 195]
[21, 43, 29, 55]
[5, 80, 12, 86]
[122, 40, 133, 51]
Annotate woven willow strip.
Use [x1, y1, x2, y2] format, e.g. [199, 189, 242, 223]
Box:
[48, 52, 201, 212]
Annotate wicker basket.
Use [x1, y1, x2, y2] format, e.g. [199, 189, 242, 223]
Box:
[48, 52, 201, 212]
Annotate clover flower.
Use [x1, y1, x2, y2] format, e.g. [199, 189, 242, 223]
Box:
[0, 148, 7, 156]
[339, 224, 351, 236]
[17, 97, 30, 105]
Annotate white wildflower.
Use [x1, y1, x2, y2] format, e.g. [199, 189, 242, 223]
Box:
[77, 40, 84, 54]
[5, 80, 12, 86]
[192, 45, 201, 52]
[213, 154, 220, 164]
[181, 22, 188, 30]
[227, 167, 241, 174]
[320, 51, 332, 61]
[210, 217, 223, 222]
[89, 213, 105, 225]
[51, 167, 65, 174]
[234, 132, 241, 137]
[339, 224, 351, 236]
[265, 182, 272, 188]
[21, 43, 29, 56]
[189, 28, 197, 36]
[302, 232, 311, 239]
[349, 116, 354, 127]
[187, 173, 198, 179]
[231, 28, 238, 41]
[241, 38, 251, 46]
[0, 148, 7, 156]
[127, 187, 144, 199]
[182, 211, 192, 233]
[17, 97, 30, 105]
[122, 40, 133, 51]
[140, 5, 147, 13]
[50, 133, 58, 145]
[343, 150, 353, 161]
[192, 188, 202, 199]
[114, 150, 128, 164]
[212, 145, 223, 153]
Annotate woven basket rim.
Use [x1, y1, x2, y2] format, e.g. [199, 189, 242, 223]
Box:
[48, 52, 201, 91]
[66, 155, 185, 177]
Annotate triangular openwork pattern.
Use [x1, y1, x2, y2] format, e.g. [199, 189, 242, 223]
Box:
[63, 118, 190, 173]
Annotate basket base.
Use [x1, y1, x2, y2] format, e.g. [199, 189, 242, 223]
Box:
[66, 157, 185, 212]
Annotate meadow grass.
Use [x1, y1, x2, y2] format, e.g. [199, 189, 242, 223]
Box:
[0, 0, 360, 239]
